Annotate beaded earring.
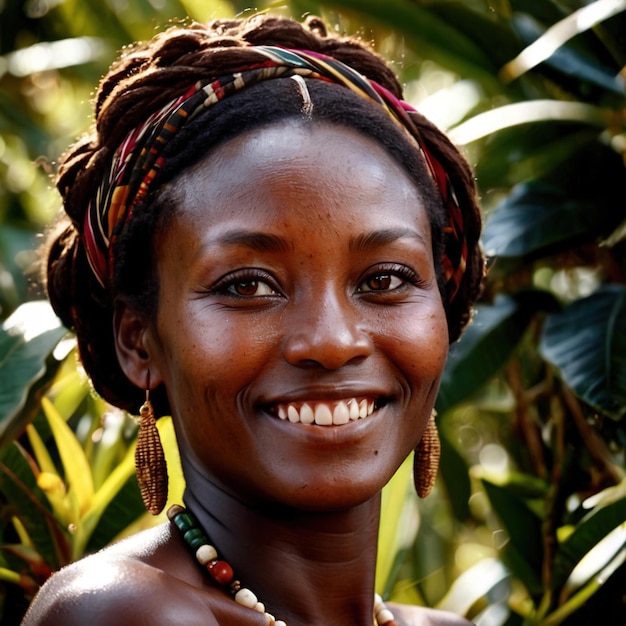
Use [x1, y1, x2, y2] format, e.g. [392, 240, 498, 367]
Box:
[135, 373, 168, 515]
[413, 410, 440, 498]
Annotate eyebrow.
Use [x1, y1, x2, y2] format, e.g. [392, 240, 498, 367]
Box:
[349, 228, 427, 253]
[206, 227, 425, 254]
[211, 230, 293, 253]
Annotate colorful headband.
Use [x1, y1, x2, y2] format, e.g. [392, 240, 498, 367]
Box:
[83, 46, 467, 300]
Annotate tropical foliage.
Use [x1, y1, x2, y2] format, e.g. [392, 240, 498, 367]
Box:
[1, 1, 625, 624]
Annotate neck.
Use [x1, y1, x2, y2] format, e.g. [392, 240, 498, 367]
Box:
[183, 473, 382, 626]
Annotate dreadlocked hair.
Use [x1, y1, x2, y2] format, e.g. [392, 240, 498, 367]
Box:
[45, 14, 484, 415]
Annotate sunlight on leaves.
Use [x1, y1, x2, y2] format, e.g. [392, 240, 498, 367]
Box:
[500, 0, 626, 81]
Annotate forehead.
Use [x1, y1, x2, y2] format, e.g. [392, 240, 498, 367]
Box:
[172, 120, 430, 231]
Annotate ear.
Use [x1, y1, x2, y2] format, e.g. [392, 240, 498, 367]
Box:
[113, 298, 164, 390]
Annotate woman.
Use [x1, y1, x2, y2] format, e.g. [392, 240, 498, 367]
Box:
[24, 14, 483, 626]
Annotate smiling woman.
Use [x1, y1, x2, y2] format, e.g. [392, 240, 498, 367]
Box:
[23, 14, 484, 626]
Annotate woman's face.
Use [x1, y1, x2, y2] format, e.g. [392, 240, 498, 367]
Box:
[145, 120, 448, 511]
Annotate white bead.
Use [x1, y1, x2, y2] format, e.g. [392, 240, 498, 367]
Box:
[254, 601, 265, 613]
[234, 588, 258, 608]
[275, 622, 287, 626]
[195, 544, 218, 565]
[376, 608, 395, 624]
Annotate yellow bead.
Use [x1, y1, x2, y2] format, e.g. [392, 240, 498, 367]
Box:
[195, 544, 218, 565]
[234, 587, 258, 608]
[377, 608, 395, 624]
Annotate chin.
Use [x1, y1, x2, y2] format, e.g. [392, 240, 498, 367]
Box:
[261, 472, 393, 514]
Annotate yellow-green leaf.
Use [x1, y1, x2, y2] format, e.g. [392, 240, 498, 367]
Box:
[74, 441, 136, 557]
[41, 397, 94, 516]
[376, 455, 413, 593]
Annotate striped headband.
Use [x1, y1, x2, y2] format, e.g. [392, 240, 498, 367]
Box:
[84, 45, 467, 300]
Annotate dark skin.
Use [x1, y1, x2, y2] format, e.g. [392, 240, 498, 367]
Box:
[23, 122, 472, 626]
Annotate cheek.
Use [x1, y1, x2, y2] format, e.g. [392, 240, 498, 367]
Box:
[155, 303, 277, 406]
[381, 305, 449, 380]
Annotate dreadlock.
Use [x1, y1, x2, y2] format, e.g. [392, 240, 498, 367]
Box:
[45, 14, 484, 415]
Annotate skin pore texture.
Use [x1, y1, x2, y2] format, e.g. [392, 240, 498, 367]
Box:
[23, 121, 471, 625]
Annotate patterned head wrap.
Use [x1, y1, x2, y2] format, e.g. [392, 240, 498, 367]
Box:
[84, 46, 467, 300]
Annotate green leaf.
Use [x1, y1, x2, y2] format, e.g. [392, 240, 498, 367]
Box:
[76, 442, 137, 557]
[482, 181, 599, 259]
[552, 493, 626, 590]
[0, 302, 67, 448]
[481, 477, 543, 595]
[0, 443, 70, 570]
[437, 294, 536, 414]
[84, 474, 145, 554]
[451, 101, 611, 146]
[473, 123, 598, 190]
[315, 0, 504, 89]
[482, 135, 624, 259]
[438, 430, 471, 522]
[437, 557, 510, 616]
[502, 0, 626, 85]
[540, 284, 626, 420]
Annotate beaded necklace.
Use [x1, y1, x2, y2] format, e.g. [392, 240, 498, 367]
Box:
[168, 505, 398, 626]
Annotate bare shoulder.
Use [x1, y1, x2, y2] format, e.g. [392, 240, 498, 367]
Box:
[22, 524, 217, 626]
[390, 603, 474, 626]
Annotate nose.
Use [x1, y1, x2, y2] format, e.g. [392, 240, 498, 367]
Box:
[281, 288, 374, 370]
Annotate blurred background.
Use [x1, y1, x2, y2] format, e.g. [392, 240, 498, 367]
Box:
[1, 1, 625, 624]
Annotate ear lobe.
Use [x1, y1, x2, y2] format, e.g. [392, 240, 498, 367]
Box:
[114, 299, 163, 389]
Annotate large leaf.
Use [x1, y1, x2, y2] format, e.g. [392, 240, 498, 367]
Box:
[438, 430, 471, 522]
[314, 0, 505, 90]
[436, 294, 539, 414]
[451, 102, 610, 146]
[502, 0, 626, 89]
[437, 557, 510, 616]
[376, 455, 413, 594]
[540, 284, 626, 421]
[0, 302, 67, 448]
[41, 398, 94, 519]
[482, 181, 599, 259]
[481, 477, 543, 596]
[552, 493, 626, 590]
[482, 135, 625, 260]
[472, 122, 598, 190]
[0, 443, 70, 570]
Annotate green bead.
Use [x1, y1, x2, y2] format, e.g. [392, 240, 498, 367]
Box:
[184, 527, 208, 550]
[173, 512, 195, 533]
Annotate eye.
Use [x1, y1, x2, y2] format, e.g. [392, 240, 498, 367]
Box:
[357, 264, 422, 293]
[359, 273, 404, 292]
[229, 279, 277, 297]
[208, 269, 281, 300]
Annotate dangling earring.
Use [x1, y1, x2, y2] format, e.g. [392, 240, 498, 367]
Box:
[413, 409, 441, 498]
[135, 373, 168, 515]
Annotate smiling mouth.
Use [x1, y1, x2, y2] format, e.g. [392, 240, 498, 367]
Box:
[269, 398, 385, 426]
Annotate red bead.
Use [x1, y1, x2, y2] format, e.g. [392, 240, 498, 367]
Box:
[207, 560, 234, 585]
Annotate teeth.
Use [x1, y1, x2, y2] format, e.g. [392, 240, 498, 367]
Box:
[349, 400, 359, 421]
[333, 402, 350, 425]
[287, 405, 299, 423]
[300, 403, 314, 424]
[274, 399, 380, 425]
[314, 404, 333, 426]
